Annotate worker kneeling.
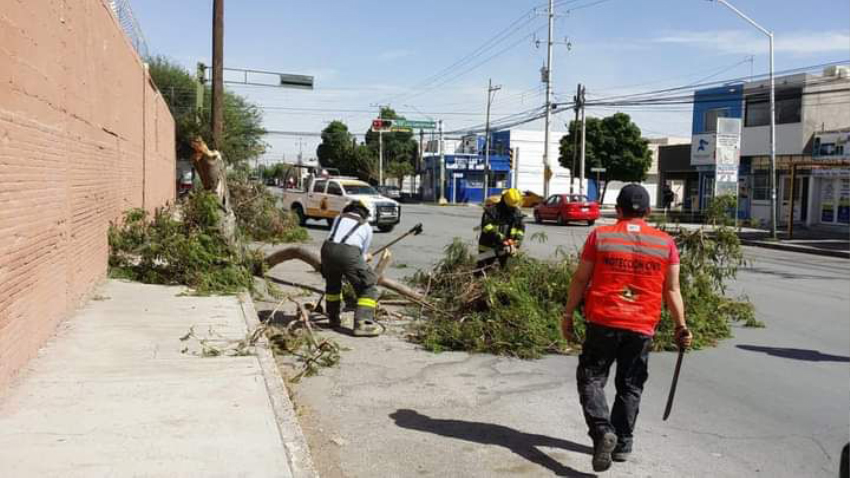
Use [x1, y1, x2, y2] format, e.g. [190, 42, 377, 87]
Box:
[477, 188, 526, 269]
[321, 201, 381, 337]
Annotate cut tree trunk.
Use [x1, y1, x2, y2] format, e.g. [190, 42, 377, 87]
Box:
[190, 138, 237, 246]
[263, 246, 427, 304]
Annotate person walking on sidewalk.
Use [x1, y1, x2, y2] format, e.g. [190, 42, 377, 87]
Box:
[561, 184, 693, 472]
[321, 201, 381, 337]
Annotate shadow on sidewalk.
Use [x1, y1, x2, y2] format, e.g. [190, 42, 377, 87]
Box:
[736, 344, 850, 363]
[389, 409, 595, 477]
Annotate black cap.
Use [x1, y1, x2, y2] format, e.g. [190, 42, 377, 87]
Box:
[616, 184, 650, 215]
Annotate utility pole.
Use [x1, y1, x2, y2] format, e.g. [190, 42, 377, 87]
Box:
[438, 120, 446, 204]
[296, 137, 304, 163]
[570, 83, 581, 195]
[418, 129, 424, 195]
[378, 130, 384, 186]
[483, 78, 501, 200]
[542, 0, 555, 198]
[211, 0, 224, 149]
[579, 85, 587, 198]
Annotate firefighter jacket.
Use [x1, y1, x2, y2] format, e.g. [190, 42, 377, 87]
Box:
[478, 201, 525, 252]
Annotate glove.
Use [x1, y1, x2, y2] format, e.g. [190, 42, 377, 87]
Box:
[675, 326, 693, 350]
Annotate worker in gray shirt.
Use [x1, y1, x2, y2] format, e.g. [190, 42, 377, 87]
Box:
[321, 200, 381, 337]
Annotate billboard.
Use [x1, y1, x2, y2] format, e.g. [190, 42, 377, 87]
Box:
[714, 118, 742, 197]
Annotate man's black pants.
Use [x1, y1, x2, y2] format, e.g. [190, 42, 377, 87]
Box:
[577, 322, 652, 451]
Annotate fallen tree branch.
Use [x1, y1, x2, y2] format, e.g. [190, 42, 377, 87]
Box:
[263, 245, 432, 306]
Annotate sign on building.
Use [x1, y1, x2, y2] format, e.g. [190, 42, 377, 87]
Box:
[691, 134, 715, 166]
[813, 131, 850, 160]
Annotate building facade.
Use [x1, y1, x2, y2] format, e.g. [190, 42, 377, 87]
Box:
[689, 66, 850, 230]
[421, 129, 575, 203]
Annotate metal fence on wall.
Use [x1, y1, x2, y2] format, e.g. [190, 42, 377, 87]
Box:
[108, 0, 149, 59]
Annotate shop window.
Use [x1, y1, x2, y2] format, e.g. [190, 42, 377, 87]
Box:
[752, 173, 769, 201]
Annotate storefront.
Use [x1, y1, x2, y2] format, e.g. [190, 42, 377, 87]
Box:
[421, 153, 512, 203]
[809, 130, 850, 229]
[812, 171, 850, 226]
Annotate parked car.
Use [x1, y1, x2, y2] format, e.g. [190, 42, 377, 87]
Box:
[279, 175, 401, 232]
[484, 190, 543, 208]
[521, 191, 544, 208]
[533, 194, 600, 226]
[377, 185, 402, 200]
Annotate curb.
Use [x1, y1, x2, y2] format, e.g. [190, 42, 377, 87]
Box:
[239, 293, 319, 478]
[740, 239, 850, 259]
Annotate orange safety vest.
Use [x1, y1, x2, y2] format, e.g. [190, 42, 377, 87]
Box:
[584, 219, 674, 336]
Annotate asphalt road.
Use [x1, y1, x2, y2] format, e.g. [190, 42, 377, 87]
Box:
[277, 202, 849, 477]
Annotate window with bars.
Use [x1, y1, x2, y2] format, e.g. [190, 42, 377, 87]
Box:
[752, 173, 770, 201]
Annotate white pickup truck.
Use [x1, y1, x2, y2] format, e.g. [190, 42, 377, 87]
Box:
[280, 176, 401, 232]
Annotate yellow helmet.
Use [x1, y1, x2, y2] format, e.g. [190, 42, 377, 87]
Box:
[501, 188, 522, 208]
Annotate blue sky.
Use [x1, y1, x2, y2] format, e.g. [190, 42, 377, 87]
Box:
[132, 0, 850, 162]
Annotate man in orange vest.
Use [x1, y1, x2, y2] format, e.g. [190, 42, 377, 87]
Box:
[562, 184, 693, 473]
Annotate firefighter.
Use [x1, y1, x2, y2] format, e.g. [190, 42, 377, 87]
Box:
[477, 188, 525, 269]
[321, 200, 381, 337]
[562, 184, 693, 472]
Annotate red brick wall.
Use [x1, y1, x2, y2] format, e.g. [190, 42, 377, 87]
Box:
[0, 0, 176, 388]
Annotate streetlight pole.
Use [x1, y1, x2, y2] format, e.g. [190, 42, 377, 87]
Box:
[709, 0, 777, 239]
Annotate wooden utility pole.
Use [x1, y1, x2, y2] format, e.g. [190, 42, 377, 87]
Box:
[483, 79, 501, 200]
[211, 0, 225, 149]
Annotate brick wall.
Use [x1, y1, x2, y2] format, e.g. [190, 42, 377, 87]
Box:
[0, 0, 176, 389]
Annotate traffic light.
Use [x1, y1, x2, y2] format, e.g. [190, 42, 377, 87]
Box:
[372, 119, 393, 131]
[508, 148, 514, 170]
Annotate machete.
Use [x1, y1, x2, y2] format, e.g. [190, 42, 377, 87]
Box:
[663, 347, 685, 421]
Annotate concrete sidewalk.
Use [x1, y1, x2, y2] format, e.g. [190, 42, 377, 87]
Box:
[0, 280, 314, 478]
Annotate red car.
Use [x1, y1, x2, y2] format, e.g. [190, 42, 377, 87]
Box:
[533, 194, 600, 226]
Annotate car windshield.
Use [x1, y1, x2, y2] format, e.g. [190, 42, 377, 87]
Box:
[343, 184, 379, 195]
[568, 195, 590, 203]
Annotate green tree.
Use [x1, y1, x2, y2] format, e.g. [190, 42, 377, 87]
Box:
[317, 120, 354, 170]
[386, 161, 414, 190]
[146, 56, 266, 167]
[558, 112, 651, 203]
[364, 107, 419, 175]
[316, 121, 378, 181]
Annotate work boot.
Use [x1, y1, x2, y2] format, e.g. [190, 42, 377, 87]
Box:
[612, 441, 632, 462]
[592, 432, 618, 472]
[353, 319, 382, 337]
[325, 300, 341, 329]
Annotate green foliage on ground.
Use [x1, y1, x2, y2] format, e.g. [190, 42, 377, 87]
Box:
[410, 240, 578, 359]
[411, 226, 760, 358]
[228, 173, 309, 243]
[109, 192, 264, 294]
